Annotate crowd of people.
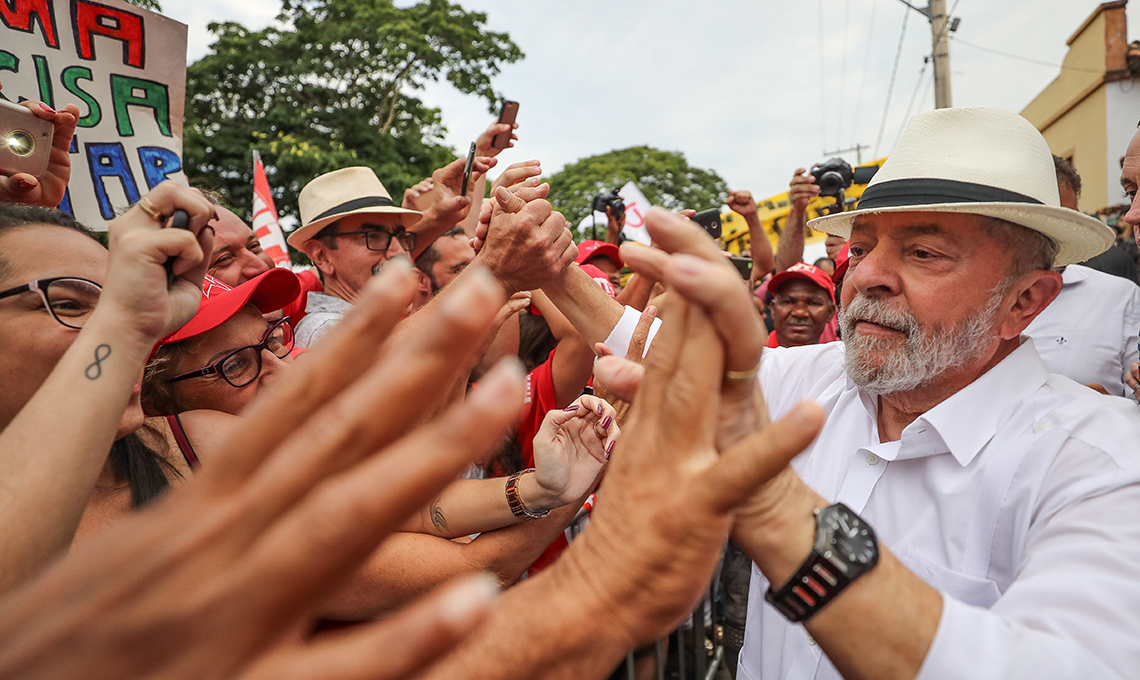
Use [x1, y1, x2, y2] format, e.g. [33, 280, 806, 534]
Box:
[0, 82, 1139, 680]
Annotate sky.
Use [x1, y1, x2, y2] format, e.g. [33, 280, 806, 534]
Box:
[161, 0, 1140, 202]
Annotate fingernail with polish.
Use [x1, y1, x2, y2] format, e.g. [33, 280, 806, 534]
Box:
[605, 441, 615, 460]
[563, 404, 580, 412]
[15, 178, 35, 190]
[596, 403, 604, 416]
[39, 103, 55, 114]
[600, 415, 612, 430]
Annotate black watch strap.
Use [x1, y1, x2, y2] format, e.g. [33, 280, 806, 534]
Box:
[764, 552, 853, 623]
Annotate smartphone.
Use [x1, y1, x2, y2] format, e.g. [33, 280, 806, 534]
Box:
[492, 100, 518, 149]
[460, 141, 476, 195]
[691, 208, 723, 239]
[729, 256, 753, 280]
[0, 98, 53, 178]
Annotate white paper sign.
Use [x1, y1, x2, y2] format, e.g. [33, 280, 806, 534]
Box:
[1, 0, 188, 229]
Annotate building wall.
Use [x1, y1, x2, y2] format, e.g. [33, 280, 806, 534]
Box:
[1038, 88, 1108, 211]
[1105, 80, 1140, 207]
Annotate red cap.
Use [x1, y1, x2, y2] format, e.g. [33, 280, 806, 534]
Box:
[832, 243, 850, 283]
[160, 269, 301, 346]
[767, 262, 835, 303]
[575, 240, 623, 269]
[579, 263, 617, 300]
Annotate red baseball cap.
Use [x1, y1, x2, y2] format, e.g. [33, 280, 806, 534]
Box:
[575, 240, 623, 269]
[160, 269, 301, 346]
[832, 243, 850, 283]
[767, 262, 836, 303]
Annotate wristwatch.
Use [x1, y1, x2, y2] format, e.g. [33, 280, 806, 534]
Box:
[505, 468, 550, 520]
[764, 502, 878, 622]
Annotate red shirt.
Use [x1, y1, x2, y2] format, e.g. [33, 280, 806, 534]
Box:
[510, 353, 572, 575]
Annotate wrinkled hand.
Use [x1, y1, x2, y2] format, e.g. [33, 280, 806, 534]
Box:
[101, 181, 216, 344]
[423, 154, 497, 227]
[475, 120, 518, 158]
[490, 160, 542, 196]
[1127, 361, 1139, 403]
[620, 209, 769, 452]
[552, 281, 823, 647]
[0, 95, 80, 208]
[726, 190, 758, 219]
[474, 184, 577, 294]
[0, 264, 524, 680]
[403, 177, 435, 211]
[789, 167, 820, 213]
[531, 394, 618, 509]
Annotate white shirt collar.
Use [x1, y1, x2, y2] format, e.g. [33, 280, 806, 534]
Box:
[865, 339, 1050, 466]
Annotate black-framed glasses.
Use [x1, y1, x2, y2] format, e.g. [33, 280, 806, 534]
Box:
[0, 277, 102, 329]
[336, 225, 417, 252]
[168, 317, 294, 388]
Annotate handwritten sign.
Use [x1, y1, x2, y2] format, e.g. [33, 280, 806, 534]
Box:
[1, 0, 187, 229]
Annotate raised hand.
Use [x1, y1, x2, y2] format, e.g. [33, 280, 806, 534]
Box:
[475, 185, 577, 294]
[0, 94, 80, 208]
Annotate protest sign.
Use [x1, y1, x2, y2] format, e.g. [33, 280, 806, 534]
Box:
[0, 0, 187, 229]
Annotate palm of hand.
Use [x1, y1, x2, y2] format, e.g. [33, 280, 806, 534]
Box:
[535, 417, 605, 505]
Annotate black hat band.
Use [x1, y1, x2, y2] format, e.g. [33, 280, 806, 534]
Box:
[310, 196, 397, 223]
[857, 178, 1043, 210]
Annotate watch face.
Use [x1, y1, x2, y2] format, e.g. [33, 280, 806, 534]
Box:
[821, 505, 877, 567]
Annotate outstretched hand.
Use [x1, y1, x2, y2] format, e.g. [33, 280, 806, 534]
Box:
[0, 263, 527, 680]
[473, 185, 577, 294]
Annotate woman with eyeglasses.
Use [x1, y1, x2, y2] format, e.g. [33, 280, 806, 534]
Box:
[138, 269, 619, 621]
[0, 187, 216, 594]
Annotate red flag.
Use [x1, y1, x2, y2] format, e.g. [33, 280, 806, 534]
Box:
[252, 151, 291, 267]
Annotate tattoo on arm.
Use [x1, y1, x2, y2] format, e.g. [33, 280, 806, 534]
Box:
[430, 496, 449, 534]
[85, 344, 112, 380]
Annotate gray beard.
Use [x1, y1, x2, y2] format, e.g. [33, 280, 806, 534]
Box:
[839, 289, 1005, 395]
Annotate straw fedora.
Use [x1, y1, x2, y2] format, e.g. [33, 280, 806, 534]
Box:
[809, 107, 1114, 267]
[286, 167, 422, 249]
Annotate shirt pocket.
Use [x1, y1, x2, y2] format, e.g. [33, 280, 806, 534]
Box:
[902, 548, 1002, 608]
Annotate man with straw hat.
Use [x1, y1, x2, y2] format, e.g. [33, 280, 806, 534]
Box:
[565, 107, 1140, 680]
[288, 166, 575, 347]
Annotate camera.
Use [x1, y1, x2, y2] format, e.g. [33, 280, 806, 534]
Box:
[810, 158, 855, 199]
[592, 188, 625, 220]
[0, 98, 53, 178]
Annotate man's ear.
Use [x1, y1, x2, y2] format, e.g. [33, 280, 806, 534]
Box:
[998, 269, 1062, 339]
[302, 241, 335, 278]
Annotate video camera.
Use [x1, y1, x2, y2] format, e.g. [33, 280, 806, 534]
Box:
[810, 158, 879, 214]
[592, 188, 625, 220]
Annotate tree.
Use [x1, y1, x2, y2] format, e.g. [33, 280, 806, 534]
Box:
[545, 146, 729, 236]
[182, 0, 522, 252]
[121, 0, 161, 10]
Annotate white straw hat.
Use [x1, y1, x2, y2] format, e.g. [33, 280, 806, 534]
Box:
[810, 107, 1114, 266]
[287, 166, 422, 248]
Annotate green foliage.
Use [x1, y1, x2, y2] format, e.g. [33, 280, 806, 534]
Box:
[182, 0, 522, 263]
[546, 146, 729, 236]
[121, 0, 161, 10]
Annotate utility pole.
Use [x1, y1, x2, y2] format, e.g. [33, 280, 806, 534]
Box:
[930, 0, 951, 108]
[896, 0, 959, 109]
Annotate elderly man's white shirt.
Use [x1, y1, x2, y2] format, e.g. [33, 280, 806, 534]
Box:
[1024, 264, 1140, 397]
[732, 340, 1140, 680]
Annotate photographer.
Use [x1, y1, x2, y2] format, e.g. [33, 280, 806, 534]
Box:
[590, 189, 625, 245]
[774, 167, 820, 273]
[0, 84, 80, 209]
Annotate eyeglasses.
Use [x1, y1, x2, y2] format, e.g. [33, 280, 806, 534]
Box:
[336, 225, 417, 252]
[168, 317, 294, 388]
[0, 277, 102, 329]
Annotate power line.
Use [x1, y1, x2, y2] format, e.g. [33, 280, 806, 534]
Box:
[950, 36, 1104, 74]
[897, 57, 931, 147]
[850, 0, 878, 144]
[875, 3, 910, 158]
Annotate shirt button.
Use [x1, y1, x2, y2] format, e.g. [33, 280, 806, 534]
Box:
[1034, 422, 1047, 433]
[806, 633, 817, 646]
[866, 453, 880, 465]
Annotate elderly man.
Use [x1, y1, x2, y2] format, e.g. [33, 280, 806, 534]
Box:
[529, 107, 1140, 680]
[1122, 124, 1140, 401]
[765, 262, 836, 348]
